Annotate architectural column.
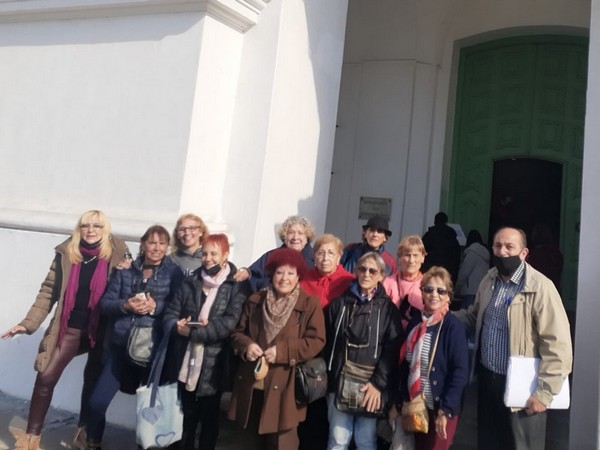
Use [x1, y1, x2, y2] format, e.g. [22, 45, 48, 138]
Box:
[571, 1, 600, 448]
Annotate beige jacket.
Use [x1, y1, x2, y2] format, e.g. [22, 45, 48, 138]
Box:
[20, 236, 128, 372]
[456, 262, 572, 406]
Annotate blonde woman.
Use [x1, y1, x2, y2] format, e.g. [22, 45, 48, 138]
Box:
[1, 210, 129, 450]
[171, 213, 209, 276]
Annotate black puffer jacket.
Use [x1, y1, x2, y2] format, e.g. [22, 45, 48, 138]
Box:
[100, 256, 184, 347]
[164, 262, 251, 396]
[325, 281, 402, 394]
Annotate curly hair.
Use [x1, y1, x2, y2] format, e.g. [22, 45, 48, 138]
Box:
[277, 215, 315, 243]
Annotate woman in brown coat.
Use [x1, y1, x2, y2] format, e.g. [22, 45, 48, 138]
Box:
[1, 210, 129, 450]
[228, 247, 325, 450]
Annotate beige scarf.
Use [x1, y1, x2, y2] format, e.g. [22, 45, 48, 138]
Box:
[262, 283, 300, 346]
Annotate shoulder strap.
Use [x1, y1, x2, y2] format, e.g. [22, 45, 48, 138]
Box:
[426, 318, 443, 380]
[147, 318, 177, 406]
[328, 304, 347, 371]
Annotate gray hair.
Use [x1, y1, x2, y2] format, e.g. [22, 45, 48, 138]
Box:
[277, 215, 316, 243]
[355, 251, 386, 275]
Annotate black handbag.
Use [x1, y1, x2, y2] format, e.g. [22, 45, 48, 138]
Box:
[295, 357, 328, 405]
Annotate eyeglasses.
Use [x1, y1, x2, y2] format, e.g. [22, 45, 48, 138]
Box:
[80, 224, 103, 230]
[177, 226, 201, 234]
[421, 286, 449, 296]
[315, 250, 338, 259]
[357, 266, 380, 275]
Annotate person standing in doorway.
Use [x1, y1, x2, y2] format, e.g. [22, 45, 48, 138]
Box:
[421, 212, 460, 283]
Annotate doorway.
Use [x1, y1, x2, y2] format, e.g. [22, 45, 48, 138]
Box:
[449, 35, 587, 309]
[489, 158, 562, 245]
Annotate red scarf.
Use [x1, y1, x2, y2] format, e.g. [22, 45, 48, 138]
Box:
[399, 307, 447, 399]
[58, 246, 109, 348]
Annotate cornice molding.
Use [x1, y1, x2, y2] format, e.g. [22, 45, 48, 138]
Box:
[0, 207, 229, 242]
[0, 0, 270, 32]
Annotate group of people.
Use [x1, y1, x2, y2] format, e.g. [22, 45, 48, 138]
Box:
[2, 211, 572, 450]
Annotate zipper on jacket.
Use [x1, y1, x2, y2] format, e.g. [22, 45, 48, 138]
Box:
[328, 305, 346, 371]
[374, 307, 380, 359]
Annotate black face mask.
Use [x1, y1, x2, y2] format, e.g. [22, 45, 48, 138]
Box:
[493, 255, 522, 277]
[203, 264, 222, 277]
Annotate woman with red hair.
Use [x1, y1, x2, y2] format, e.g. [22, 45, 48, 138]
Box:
[164, 233, 251, 450]
[228, 247, 325, 449]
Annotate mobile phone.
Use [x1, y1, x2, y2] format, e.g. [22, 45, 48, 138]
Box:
[186, 321, 204, 327]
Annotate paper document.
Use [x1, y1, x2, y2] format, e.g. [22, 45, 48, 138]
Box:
[504, 356, 570, 409]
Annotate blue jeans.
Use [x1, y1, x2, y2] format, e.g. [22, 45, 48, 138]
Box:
[86, 346, 146, 444]
[326, 393, 376, 450]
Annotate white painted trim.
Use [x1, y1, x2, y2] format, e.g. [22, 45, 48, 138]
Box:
[0, 208, 229, 241]
[0, 0, 269, 32]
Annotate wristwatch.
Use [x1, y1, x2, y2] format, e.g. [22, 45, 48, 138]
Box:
[437, 409, 453, 419]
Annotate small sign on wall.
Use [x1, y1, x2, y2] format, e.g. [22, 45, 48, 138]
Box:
[359, 197, 392, 220]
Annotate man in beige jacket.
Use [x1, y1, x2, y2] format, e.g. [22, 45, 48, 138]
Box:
[456, 227, 572, 450]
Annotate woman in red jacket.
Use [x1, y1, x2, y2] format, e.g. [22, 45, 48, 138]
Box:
[301, 234, 354, 308]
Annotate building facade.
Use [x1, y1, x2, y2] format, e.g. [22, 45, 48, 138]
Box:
[0, 0, 598, 447]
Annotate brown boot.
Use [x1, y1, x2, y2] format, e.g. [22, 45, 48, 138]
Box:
[15, 433, 41, 450]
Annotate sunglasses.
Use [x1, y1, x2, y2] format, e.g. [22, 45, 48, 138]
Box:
[357, 266, 380, 275]
[421, 285, 449, 296]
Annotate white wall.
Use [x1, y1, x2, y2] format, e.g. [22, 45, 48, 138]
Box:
[0, 13, 205, 224]
[223, 0, 349, 262]
[327, 0, 591, 247]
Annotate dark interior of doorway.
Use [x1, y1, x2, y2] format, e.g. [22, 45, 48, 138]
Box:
[488, 158, 562, 246]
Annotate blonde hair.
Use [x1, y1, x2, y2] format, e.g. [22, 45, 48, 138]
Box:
[397, 235, 426, 258]
[66, 210, 113, 264]
[313, 233, 344, 255]
[277, 215, 315, 243]
[171, 213, 208, 252]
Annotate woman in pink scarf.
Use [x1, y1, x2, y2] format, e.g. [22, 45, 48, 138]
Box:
[2, 210, 129, 450]
[383, 235, 427, 327]
[164, 233, 251, 450]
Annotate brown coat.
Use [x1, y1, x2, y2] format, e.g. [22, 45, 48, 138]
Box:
[19, 236, 129, 372]
[227, 288, 325, 434]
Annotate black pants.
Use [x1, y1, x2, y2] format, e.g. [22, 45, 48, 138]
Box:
[478, 364, 547, 450]
[179, 387, 222, 450]
[298, 397, 328, 450]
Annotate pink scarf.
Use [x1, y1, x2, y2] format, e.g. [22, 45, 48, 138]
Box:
[179, 264, 231, 391]
[59, 245, 109, 348]
[397, 271, 423, 310]
[399, 307, 447, 400]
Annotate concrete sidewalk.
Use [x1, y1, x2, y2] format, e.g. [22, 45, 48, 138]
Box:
[0, 391, 246, 450]
[0, 391, 136, 450]
[0, 384, 568, 450]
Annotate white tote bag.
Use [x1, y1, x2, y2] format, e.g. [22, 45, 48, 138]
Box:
[136, 381, 183, 449]
[136, 319, 183, 449]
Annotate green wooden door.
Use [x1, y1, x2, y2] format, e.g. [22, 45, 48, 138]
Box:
[449, 36, 588, 309]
